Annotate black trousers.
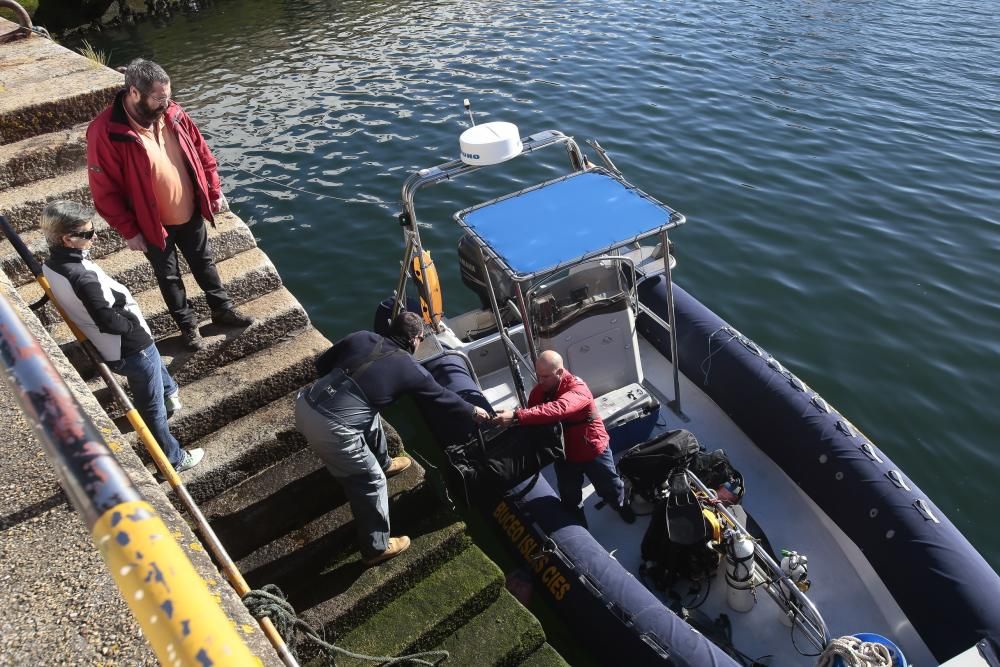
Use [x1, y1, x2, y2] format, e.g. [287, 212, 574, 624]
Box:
[144, 214, 232, 331]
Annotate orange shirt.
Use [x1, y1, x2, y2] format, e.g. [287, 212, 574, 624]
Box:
[126, 109, 196, 226]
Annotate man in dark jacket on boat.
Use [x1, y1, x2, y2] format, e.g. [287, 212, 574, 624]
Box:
[494, 350, 635, 524]
[86, 58, 253, 352]
[295, 311, 491, 566]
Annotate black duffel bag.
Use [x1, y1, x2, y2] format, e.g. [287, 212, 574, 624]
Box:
[446, 424, 565, 505]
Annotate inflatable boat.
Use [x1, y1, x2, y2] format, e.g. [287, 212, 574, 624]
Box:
[378, 123, 1000, 666]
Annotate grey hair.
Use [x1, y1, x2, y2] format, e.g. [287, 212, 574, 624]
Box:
[40, 201, 95, 247]
[123, 58, 170, 96]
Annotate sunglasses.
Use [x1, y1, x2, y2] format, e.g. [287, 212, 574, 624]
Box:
[68, 228, 96, 240]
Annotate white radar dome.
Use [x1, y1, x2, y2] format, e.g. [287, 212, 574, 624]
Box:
[459, 122, 523, 166]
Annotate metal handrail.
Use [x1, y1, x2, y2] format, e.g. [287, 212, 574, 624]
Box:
[391, 130, 585, 323]
[0, 291, 261, 666]
[0, 0, 40, 44]
[391, 129, 685, 413]
[686, 470, 832, 651]
[0, 215, 298, 666]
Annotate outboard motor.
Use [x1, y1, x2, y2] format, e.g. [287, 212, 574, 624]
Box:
[458, 233, 513, 310]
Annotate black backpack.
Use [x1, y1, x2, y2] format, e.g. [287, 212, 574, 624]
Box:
[618, 429, 700, 502]
[639, 473, 722, 589]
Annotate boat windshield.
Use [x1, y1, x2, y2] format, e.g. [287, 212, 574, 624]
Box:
[454, 168, 683, 280]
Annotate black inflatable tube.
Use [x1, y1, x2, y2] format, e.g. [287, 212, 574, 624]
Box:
[492, 473, 740, 666]
[637, 276, 1000, 661]
[412, 357, 739, 665]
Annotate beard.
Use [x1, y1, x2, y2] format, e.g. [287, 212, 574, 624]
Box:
[132, 95, 168, 126]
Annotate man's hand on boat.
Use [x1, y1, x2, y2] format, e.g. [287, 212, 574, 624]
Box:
[472, 406, 491, 423]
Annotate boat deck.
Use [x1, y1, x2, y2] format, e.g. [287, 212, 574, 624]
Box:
[474, 334, 936, 665]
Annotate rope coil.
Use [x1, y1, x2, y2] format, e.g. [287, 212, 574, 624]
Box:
[243, 585, 450, 665]
[816, 636, 894, 667]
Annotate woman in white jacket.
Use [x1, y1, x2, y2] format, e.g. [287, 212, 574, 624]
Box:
[40, 201, 202, 472]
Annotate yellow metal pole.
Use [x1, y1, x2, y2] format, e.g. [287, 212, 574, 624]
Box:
[0, 291, 261, 667]
[39, 277, 300, 667]
[93, 501, 264, 666]
[1, 217, 298, 666]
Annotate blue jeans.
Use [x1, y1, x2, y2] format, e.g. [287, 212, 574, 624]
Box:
[295, 388, 392, 559]
[109, 344, 183, 466]
[555, 445, 625, 511]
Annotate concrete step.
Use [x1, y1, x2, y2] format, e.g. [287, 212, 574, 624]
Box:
[331, 545, 505, 666]
[0, 32, 121, 145]
[234, 461, 435, 588]
[0, 122, 88, 191]
[203, 447, 333, 560]
[85, 287, 309, 401]
[519, 644, 572, 667]
[3, 210, 254, 290]
[297, 516, 470, 641]
[118, 325, 328, 445]
[0, 168, 92, 234]
[202, 425, 416, 554]
[171, 391, 305, 504]
[32, 245, 282, 347]
[431, 590, 547, 666]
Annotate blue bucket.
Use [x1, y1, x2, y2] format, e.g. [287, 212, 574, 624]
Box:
[832, 633, 907, 667]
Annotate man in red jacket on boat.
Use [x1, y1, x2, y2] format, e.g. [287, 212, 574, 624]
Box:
[86, 58, 254, 352]
[494, 350, 635, 524]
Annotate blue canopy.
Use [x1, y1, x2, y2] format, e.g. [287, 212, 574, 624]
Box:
[456, 170, 679, 279]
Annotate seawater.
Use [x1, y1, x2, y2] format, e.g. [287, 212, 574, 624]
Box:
[73, 0, 999, 569]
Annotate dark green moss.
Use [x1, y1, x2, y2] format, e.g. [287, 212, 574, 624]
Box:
[0, 89, 115, 146]
[334, 547, 503, 665]
[519, 643, 573, 667]
[434, 590, 548, 666]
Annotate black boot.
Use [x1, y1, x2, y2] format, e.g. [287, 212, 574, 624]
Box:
[562, 503, 589, 529]
[616, 503, 637, 524]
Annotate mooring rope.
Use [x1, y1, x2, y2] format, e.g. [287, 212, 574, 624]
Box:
[815, 636, 893, 667]
[243, 585, 450, 666]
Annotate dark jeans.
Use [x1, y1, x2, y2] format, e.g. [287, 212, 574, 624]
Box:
[555, 445, 625, 510]
[108, 344, 183, 466]
[145, 214, 232, 331]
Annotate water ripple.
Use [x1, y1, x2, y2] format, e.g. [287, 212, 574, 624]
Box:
[73, 0, 1000, 567]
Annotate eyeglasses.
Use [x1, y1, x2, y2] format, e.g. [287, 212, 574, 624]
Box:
[68, 228, 96, 240]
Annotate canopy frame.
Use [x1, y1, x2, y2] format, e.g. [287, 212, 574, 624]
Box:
[392, 129, 687, 413]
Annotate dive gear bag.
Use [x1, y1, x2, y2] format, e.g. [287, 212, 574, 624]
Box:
[618, 429, 700, 502]
[446, 424, 566, 505]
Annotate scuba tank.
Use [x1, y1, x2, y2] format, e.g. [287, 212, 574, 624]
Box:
[777, 549, 810, 627]
[725, 530, 757, 612]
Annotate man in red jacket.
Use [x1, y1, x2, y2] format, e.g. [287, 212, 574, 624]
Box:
[494, 350, 635, 524]
[86, 58, 253, 351]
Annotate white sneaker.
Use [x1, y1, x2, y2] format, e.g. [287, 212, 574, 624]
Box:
[175, 448, 204, 473]
[165, 392, 182, 414]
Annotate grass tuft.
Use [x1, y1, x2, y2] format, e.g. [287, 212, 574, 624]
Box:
[78, 39, 110, 66]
